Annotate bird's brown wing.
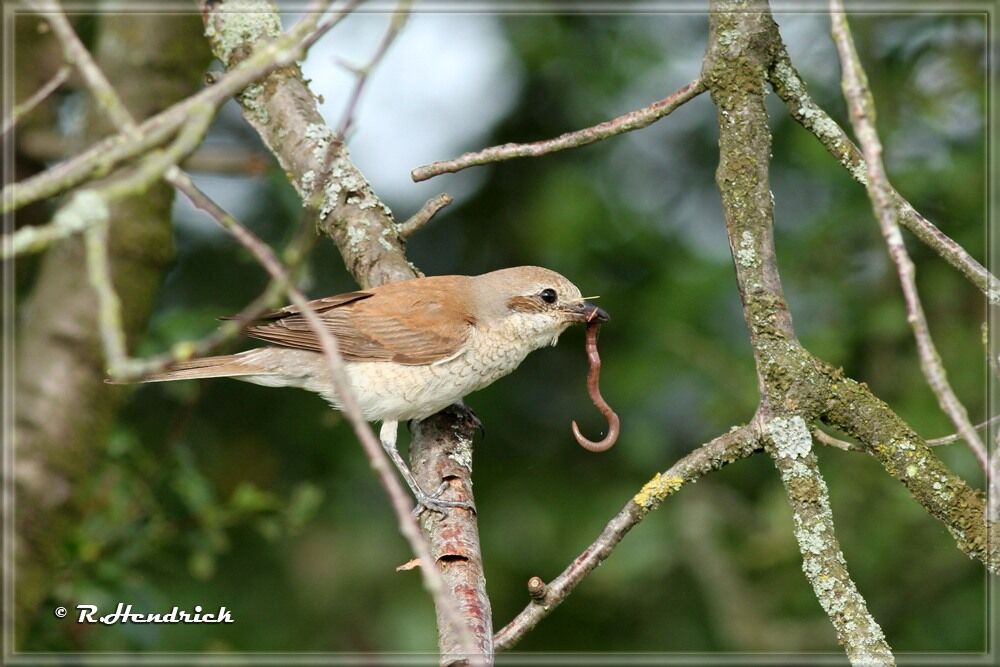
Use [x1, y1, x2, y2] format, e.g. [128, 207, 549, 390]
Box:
[229, 291, 374, 321]
[241, 278, 475, 365]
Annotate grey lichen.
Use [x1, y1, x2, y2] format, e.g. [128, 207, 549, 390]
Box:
[7, 190, 110, 258]
[302, 123, 393, 221]
[806, 109, 845, 143]
[768, 415, 812, 460]
[736, 229, 759, 268]
[300, 169, 316, 198]
[238, 82, 269, 125]
[848, 159, 870, 185]
[448, 444, 474, 472]
[378, 228, 396, 252]
[345, 223, 368, 252]
[206, 0, 282, 65]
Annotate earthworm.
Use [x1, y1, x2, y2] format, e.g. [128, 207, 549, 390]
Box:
[572, 319, 620, 452]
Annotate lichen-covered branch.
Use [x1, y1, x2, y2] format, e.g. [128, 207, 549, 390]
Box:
[411, 78, 705, 182]
[701, 0, 996, 574]
[767, 44, 998, 302]
[821, 351, 997, 569]
[496, 3, 991, 656]
[199, 1, 485, 660]
[494, 424, 760, 652]
[200, 0, 416, 288]
[765, 416, 893, 665]
[703, 2, 894, 660]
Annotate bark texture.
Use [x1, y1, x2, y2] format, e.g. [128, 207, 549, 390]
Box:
[412, 406, 494, 664]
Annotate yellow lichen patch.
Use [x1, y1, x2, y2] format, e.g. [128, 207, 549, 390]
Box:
[633, 473, 685, 510]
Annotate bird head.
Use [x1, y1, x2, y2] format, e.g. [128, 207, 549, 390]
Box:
[472, 266, 608, 348]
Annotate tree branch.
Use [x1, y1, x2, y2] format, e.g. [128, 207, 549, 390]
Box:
[27, 0, 136, 135]
[828, 0, 986, 472]
[767, 42, 999, 302]
[399, 193, 453, 239]
[412, 407, 494, 663]
[4, 104, 213, 260]
[699, 0, 995, 575]
[411, 78, 706, 182]
[703, 3, 896, 661]
[764, 416, 893, 664]
[1, 64, 70, 137]
[494, 424, 760, 651]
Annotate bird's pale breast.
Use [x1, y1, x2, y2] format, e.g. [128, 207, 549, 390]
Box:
[249, 311, 567, 422]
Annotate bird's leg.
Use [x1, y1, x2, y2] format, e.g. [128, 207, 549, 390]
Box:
[379, 420, 474, 516]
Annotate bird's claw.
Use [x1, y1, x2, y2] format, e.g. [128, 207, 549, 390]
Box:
[412, 481, 476, 517]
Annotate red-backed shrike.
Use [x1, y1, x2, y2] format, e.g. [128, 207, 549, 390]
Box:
[139, 266, 608, 510]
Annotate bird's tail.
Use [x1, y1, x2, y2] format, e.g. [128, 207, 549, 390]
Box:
[109, 352, 272, 384]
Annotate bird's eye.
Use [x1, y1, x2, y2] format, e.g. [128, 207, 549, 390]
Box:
[540, 288, 557, 304]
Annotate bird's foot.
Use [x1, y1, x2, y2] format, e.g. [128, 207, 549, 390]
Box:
[412, 481, 476, 517]
[465, 407, 486, 441]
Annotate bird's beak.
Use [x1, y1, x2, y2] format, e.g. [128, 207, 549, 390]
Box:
[565, 300, 610, 324]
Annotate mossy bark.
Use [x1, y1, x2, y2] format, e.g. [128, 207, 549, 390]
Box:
[701, 0, 994, 575]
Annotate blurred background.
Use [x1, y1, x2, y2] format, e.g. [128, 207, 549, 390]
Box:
[11, 4, 987, 655]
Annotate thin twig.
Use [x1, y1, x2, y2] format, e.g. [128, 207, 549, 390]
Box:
[12, 138, 273, 176]
[494, 424, 759, 651]
[2, 0, 342, 214]
[334, 0, 410, 141]
[411, 78, 706, 182]
[1, 64, 71, 137]
[3, 104, 214, 259]
[812, 428, 855, 451]
[926, 415, 1000, 446]
[398, 193, 452, 238]
[815, 416, 1000, 451]
[768, 44, 999, 302]
[28, 0, 137, 137]
[829, 0, 987, 473]
[300, 0, 364, 53]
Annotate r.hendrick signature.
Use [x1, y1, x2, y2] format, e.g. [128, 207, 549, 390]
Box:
[74, 603, 233, 624]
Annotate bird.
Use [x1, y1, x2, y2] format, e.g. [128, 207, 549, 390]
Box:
[136, 266, 608, 512]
